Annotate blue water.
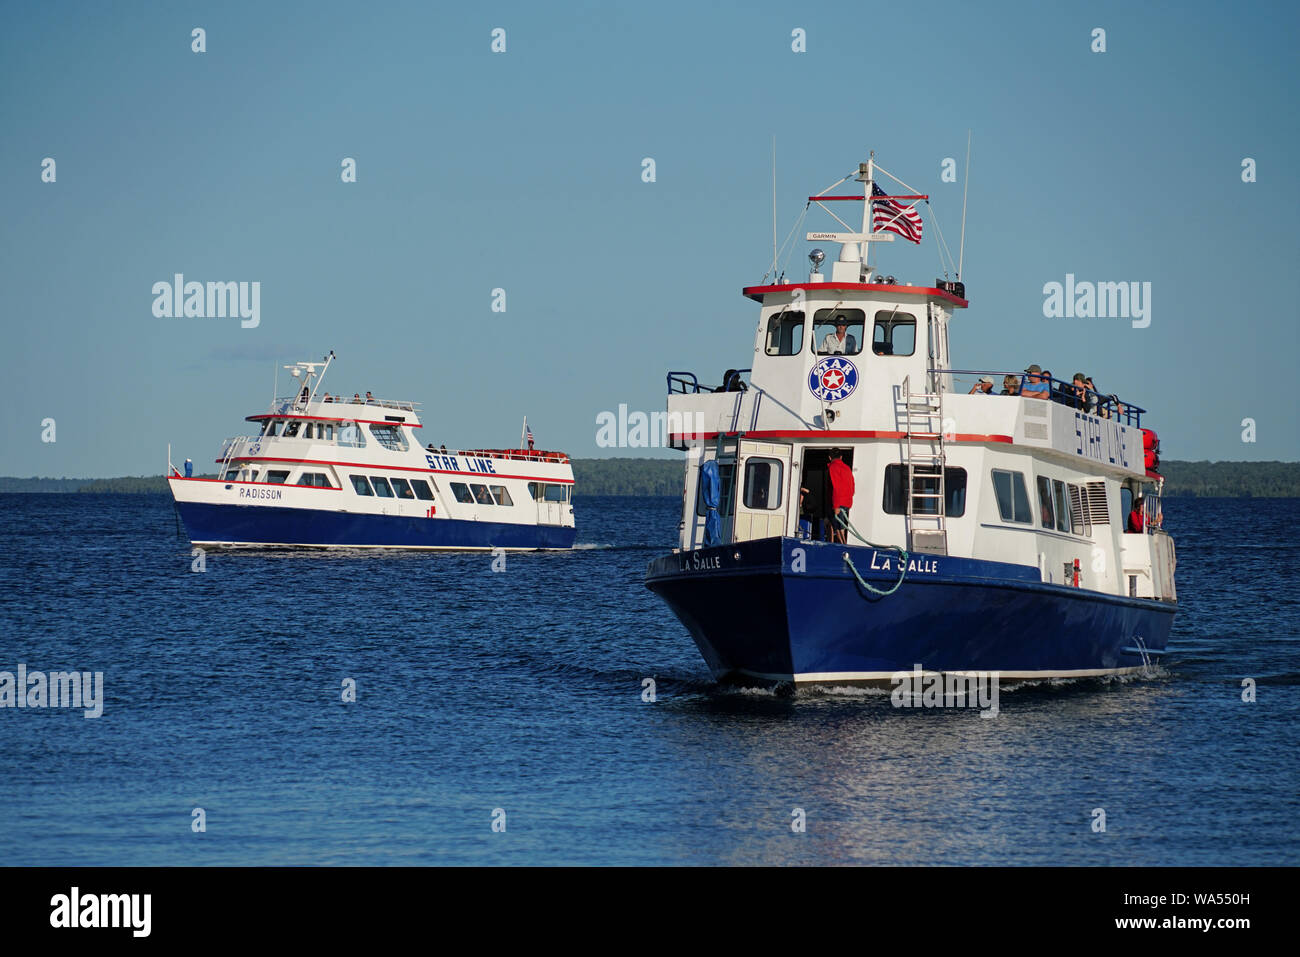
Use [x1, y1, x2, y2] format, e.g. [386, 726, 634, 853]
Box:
[0, 494, 1296, 865]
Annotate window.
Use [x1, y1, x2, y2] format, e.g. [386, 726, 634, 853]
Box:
[882, 465, 967, 517]
[369, 423, 408, 452]
[472, 484, 493, 505]
[369, 476, 394, 498]
[872, 311, 917, 356]
[337, 422, 366, 448]
[451, 482, 475, 504]
[1036, 476, 1055, 529]
[303, 423, 314, 439]
[349, 475, 373, 495]
[412, 479, 435, 501]
[320, 424, 333, 441]
[1053, 480, 1070, 533]
[546, 484, 569, 502]
[266, 470, 290, 484]
[695, 462, 736, 517]
[262, 420, 278, 436]
[743, 458, 783, 510]
[298, 472, 332, 487]
[764, 310, 805, 356]
[390, 477, 415, 499]
[991, 469, 1031, 524]
[812, 308, 865, 356]
[1068, 484, 1090, 537]
[282, 421, 301, 438]
[490, 485, 514, 506]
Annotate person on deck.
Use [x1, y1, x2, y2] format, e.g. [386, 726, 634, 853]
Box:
[1001, 375, 1020, 396]
[1127, 496, 1146, 533]
[828, 449, 855, 545]
[1021, 364, 1051, 398]
[969, 376, 994, 395]
[820, 319, 857, 355]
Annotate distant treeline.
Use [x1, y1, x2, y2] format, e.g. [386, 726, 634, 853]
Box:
[1, 459, 1297, 497]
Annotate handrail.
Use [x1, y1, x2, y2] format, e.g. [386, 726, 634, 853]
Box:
[939, 368, 1145, 427]
[667, 369, 751, 394]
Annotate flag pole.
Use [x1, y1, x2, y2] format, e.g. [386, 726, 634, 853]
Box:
[861, 152, 875, 278]
[520, 416, 527, 450]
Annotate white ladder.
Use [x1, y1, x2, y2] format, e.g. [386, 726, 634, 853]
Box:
[901, 375, 948, 555]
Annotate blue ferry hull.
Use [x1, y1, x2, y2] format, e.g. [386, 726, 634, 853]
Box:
[176, 501, 576, 550]
[645, 537, 1176, 685]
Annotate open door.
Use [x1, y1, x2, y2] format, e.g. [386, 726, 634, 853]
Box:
[732, 439, 793, 542]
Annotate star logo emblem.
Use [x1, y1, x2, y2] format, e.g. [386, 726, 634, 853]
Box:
[821, 369, 844, 390]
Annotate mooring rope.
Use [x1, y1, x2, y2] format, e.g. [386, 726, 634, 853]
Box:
[835, 513, 909, 597]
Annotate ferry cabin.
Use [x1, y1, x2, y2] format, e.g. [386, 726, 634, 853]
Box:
[665, 267, 1175, 603]
[170, 385, 575, 549]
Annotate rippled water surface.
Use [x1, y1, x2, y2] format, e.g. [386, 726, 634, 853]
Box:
[0, 494, 1296, 865]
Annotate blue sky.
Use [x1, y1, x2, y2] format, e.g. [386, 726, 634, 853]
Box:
[2, 0, 1296, 476]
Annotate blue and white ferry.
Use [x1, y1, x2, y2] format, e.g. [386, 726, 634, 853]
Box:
[168, 354, 576, 549]
[645, 157, 1176, 687]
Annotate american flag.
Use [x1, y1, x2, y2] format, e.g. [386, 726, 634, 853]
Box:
[872, 183, 923, 244]
[526, 425, 534, 443]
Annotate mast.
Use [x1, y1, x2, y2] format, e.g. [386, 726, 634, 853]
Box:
[858, 154, 875, 279]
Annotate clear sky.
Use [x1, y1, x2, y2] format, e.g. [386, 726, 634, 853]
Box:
[2, 0, 1296, 476]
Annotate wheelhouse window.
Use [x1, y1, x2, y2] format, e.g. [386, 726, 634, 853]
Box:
[1068, 484, 1090, 537]
[265, 470, 290, 484]
[262, 420, 279, 436]
[694, 462, 736, 518]
[282, 421, 302, 438]
[1052, 480, 1070, 533]
[872, 311, 917, 356]
[451, 482, 475, 504]
[349, 475, 373, 495]
[369, 424, 409, 452]
[471, 484, 493, 505]
[369, 476, 394, 498]
[812, 308, 865, 356]
[337, 422, 366, 448]
[390, 477, 416, 499]
[882, 465, 967, 517]
[991, 469, 1032, 524]
[742, 458, 783, 510]
[764, 310, 805, 356]
[411, 479, 435, 501]
[490, 485, 514, 506]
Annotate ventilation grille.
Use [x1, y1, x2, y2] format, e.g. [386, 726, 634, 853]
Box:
[1024, 422, 1049, 440]
[1084, 481, 1110, 525]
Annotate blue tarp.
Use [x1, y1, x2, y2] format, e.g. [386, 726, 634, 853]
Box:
[701, 459, 721, 546]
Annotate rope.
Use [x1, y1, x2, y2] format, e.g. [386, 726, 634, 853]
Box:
[835, 513, 909, 596]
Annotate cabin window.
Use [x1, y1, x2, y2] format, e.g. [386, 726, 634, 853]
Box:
[695, 462, 736, 517]
[337, 422, 366, 448]
[490, 485, 514, 506]
[390, 477, 416, 499]
[812, 308, 865, 356]
[1036, 476, 1055, 529]
[882, 465, 967, 517]
[451, 482, 475, 504]
[412, 479, 435, 501]
[764, 310, 805, 356]
[991, 469, 1031, 524]
[297, 472, 332, 488]
[369, 476, 394, 498]
[872, 311, 917, 356]
[265, 470, 290, 484]
[742, 458, 783, 510]
[528, 482, 569, 503]
[262, 420, 278, 437]
[369, 423, 408, 452]
[282, 421, 302, 438]
[349, 475, 373, 496]
[1053, 480, 1070, 533]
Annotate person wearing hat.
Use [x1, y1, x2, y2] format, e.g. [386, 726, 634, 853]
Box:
[819, 317, 858, 355]
[1070, 372, 1089, 410]
[1021, 364, 1051, 398]
[968, 375, 994, 395]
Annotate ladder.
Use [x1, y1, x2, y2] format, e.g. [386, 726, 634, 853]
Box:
[901, 375, 948, 555]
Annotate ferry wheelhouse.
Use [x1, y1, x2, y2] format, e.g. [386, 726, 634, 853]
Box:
[167, 354, 575, 549]
[645, 159, 1176, 687]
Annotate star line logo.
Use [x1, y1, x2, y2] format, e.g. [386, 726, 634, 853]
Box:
[808, 356, 858, 401]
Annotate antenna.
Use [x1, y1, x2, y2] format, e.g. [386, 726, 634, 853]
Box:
[770, 136, 778, 279]
[957, 129, 971, 279]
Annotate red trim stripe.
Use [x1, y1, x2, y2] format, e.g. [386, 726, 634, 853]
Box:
[168, 476, 341, 490]
[741, 282, 968, 307]
[666, 430, 1014, 443]
[809, 194, 928, 201]
[214, 455, 575, 484]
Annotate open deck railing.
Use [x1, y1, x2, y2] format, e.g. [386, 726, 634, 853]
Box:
[667, 369, 750, 394]
[273, 394, 421, 414]
[942, 369, 1146, 427]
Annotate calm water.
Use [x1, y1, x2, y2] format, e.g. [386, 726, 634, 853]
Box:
[0, 494, 1296, 865]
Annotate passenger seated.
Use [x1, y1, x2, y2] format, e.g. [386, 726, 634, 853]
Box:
[1021, 364, 1051, 398]
[968, 376, 994, 395]
[1000, 375, 1020, 396]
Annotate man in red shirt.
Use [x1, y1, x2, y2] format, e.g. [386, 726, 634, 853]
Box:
[828, 449, 855, 544]
[1127, 496, 1145, 533]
